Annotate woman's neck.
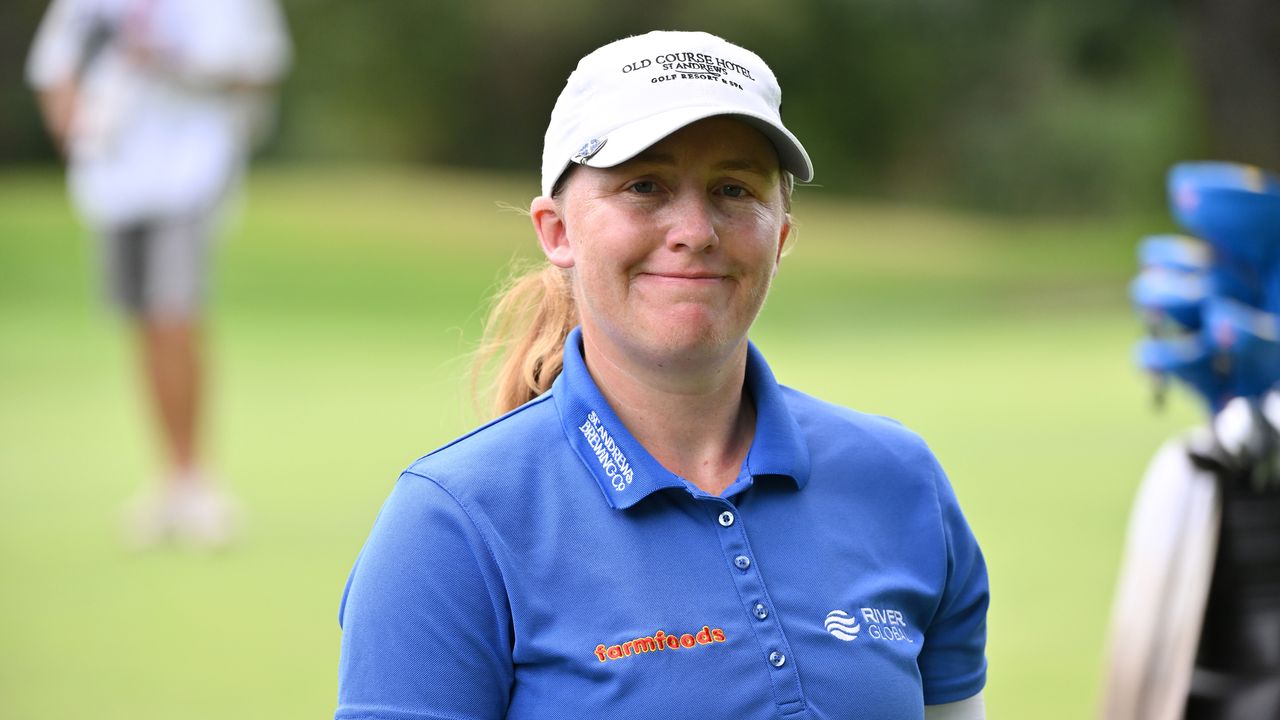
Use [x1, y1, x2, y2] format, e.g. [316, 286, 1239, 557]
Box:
[581, 332, 756, 496]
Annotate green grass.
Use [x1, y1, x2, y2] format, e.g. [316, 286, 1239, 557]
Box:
[0, 165, 1202, 719]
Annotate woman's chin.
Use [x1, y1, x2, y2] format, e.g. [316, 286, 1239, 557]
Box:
[632, 318, 745, 366]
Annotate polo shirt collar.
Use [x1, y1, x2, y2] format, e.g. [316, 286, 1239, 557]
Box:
[552, 327, 811, 510]
[742, 339, 812, 490]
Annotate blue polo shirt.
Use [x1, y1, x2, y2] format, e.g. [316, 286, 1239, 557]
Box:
[337, 328, 988, 719]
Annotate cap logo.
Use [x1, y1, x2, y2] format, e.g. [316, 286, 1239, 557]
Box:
[572, 137, 608, 165]
[620, 50, 757, 91]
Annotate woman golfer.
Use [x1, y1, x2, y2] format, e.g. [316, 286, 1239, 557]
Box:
[336, 31, 988, 720]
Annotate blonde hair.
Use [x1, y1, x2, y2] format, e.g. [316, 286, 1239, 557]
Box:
[472, 263, 578, 418]
[474, 169, 793, 419]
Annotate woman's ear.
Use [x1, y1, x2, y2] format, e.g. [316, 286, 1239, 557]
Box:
[531, 196, 574, 268]
[773, 213, 792, 275]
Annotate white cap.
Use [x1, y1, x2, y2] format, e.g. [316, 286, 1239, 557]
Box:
[540, 31, 814, 196]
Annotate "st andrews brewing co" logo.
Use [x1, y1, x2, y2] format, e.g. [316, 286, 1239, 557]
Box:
[579, 411, 634, 491]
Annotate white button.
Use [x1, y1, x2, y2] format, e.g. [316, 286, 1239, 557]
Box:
[753, 603, 769, 620]
[769, 651, 786, 667]
[734, 555, 751, 570]
[718, 511, 735, 527]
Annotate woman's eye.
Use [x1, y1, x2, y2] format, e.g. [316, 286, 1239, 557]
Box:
[628, 180, 658, 194]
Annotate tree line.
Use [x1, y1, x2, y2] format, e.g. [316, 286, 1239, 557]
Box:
[2, 0, 1275, 213]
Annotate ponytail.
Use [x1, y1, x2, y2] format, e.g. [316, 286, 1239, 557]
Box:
[472, 263, 578, 418]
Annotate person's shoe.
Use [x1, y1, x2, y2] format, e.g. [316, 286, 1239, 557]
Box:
[121, 485, 179, 550]
[170, 476, 241, 549]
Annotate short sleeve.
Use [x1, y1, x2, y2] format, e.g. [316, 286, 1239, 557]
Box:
[337, 472, 513, 720]
[919, 461, 989, 705]
[26, 0, 89, 89]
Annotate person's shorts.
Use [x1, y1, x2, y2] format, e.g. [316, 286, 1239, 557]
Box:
[100, 217, 213, 319]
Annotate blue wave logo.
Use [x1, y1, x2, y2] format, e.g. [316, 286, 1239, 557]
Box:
[824, 610, 861, 641]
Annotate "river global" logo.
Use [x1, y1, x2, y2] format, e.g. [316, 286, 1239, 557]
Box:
[823, 610, 861, 641]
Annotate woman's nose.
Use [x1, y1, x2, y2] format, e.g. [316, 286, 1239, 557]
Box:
[665, 192, 719, 252]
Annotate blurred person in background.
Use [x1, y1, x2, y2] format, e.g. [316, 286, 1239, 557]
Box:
[336, 31, 987, 719]
[26, 0, 291, 548]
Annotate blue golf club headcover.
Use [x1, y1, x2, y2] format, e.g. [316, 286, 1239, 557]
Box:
[1133, 162, 1280, 412]
[1169, 162, 1280, 311]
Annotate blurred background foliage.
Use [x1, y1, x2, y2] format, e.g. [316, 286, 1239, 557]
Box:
[2, 0, 1277, 213]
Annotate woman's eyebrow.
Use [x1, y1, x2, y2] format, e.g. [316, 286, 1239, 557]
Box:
[627, 150, 678, 167]
[713, 158, 777, 177]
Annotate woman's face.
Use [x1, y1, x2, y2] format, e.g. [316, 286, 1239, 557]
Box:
[533, 117, 792, 371]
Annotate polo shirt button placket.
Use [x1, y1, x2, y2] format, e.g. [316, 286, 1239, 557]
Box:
[711, 502, 807, 715]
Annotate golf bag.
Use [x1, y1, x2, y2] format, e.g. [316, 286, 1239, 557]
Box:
[1102, 163, 1280, 720]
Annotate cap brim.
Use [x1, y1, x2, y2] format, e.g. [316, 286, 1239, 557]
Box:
[581, 106, 814, 183]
